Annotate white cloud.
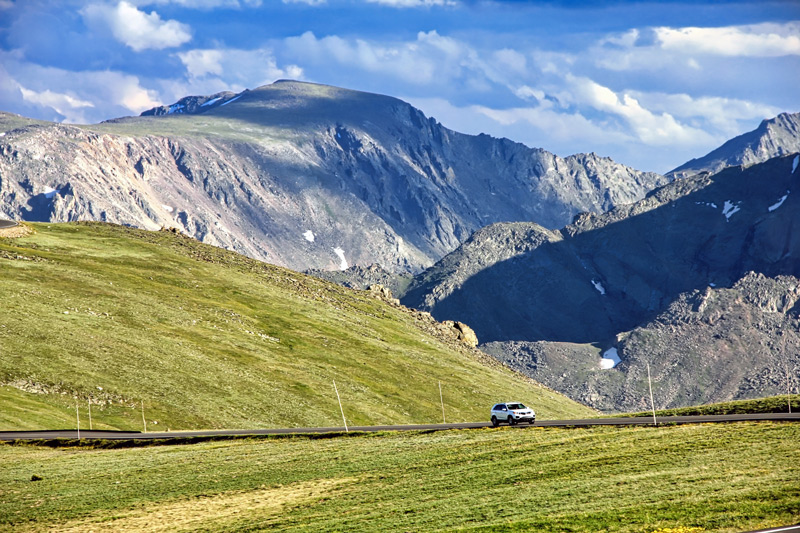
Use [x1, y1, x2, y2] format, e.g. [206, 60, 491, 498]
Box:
[594, 21, 800, 73]
[1, 54, 162, 123]
[177, 49, 224, 78]
[626, 91, 781, 136]
[19, 87, 95, 120]
[655, 22, 800, 58]
[563, 75, 715, 146]
[82, 1, 192, 52]
[176, 47, 303, 89]
[284, 30, 478, 86]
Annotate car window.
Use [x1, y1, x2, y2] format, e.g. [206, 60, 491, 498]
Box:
[507, 403, 526, 410]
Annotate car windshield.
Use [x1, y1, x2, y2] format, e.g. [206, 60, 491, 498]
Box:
[507, 403, 526, 410]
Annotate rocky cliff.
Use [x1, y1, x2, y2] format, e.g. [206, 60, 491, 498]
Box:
[0, 80, 667, 273]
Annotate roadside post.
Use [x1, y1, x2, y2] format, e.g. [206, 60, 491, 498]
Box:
[647, 363, 657, 426]
[439, 381, 446, 424]
[333, 380, 348, 432]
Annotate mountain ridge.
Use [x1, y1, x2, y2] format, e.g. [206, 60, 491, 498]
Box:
[0, 80, 667, 273]
[669, 111, 800, 178]
[401, 154, 800, 410]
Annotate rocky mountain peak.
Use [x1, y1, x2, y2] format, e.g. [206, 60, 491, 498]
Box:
[669, 111, 800, 178]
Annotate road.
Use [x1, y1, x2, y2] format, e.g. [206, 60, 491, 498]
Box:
[0, 219, 18, 229]
[2, 412, 798, 441]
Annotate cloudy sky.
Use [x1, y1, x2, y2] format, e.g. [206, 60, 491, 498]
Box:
[1, 0, 798, 172]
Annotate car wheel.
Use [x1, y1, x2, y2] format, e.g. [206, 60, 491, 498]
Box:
[529, 419, 535, 425]
[491, 416, 498, 427]
[508, 416, 515, 425]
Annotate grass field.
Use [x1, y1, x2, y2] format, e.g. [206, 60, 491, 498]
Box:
[0, 222, 593, 432]
[627, 395, 800, 417]
[1, 421, 797, 532]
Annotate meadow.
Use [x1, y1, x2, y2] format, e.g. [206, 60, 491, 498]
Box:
[1, 422, 797, 532]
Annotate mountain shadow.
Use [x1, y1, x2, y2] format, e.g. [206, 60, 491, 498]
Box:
[404, 154, 800, 345]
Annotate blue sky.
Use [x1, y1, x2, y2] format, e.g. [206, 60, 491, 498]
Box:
[1, 0, 798, 172]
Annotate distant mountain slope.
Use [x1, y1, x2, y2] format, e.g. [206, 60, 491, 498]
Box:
[0, 80, 667, 273]
[670, 112, 800, 178]
[0, 222, 593, 431]
[402, 154, 800, 410]
[484, 272, 800, 412]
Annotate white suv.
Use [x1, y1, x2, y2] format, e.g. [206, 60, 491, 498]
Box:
[491, 402, 535, 426]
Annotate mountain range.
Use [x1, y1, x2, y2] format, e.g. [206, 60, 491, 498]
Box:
[0, 80, 666, 274]
[403, 154, 800, 411]
[2, 80, 799, 413]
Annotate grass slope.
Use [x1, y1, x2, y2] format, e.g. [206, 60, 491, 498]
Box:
[1, 422, 797, 531]
[0, 223, 593, 431]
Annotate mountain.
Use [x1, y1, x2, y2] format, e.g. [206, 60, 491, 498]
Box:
[402, 154, 800, 410]
[0, 222, 594, 430]
[0, 80, 667, 273]
[669, 112, 800, 178]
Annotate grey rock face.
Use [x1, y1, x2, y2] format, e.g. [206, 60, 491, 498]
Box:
[404, 154, 800, 410]
[669, 112, 800, 178]
[0, 80, 667, 273]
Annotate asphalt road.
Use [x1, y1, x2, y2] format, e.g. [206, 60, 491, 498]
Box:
[2, 412, 798, 441]
[0, 219, 18, 229]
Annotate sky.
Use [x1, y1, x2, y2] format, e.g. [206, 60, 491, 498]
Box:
[0, 0, 798, 173]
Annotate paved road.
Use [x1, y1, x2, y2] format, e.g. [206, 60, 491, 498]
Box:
[749, 526, 800, 533]
[2, 412, 798, 441]
[0, 219, 18, 229]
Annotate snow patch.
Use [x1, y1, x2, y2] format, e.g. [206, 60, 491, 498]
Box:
[162, 204, 174, 213]
[168, 104, 185, 114]
[768, 191, 790, 212]
[201, 97, 221, 107]
[219, 95, 242, 107]
[0, 132, 5, 137]
[591, 279, 606, 295]
[333, 247, 348, 270]
[600, 348, 621, 369]
[695, 201, 718, 209]
[722, 200, 741, 221]
[793, 155, 799, 174]
[43, 186, 58, 199]
[709, 282, 716, 287]
[303, 230, 315, 242]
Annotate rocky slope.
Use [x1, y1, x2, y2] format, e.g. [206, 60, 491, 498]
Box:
[0, 80, 667, 273]
[670, 112, 800, 178]
[403, 154, 800, 410]
[484, 272, 800, 412]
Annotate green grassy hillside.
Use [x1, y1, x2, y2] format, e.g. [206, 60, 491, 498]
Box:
[0, 223, 593, 430]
